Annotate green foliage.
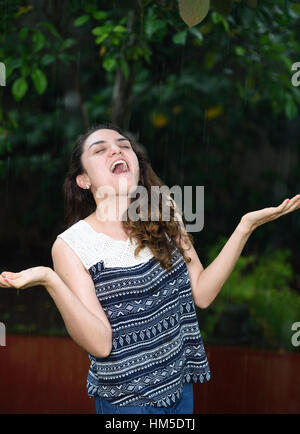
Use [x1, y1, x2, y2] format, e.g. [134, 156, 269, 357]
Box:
[198, 237, 300, 352]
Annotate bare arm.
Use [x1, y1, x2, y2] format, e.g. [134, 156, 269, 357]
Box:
[175, 195, 300, 309]
[49, 238, 112, 357]
[190, 221, 252, 308]
[0, 238, 112, 358]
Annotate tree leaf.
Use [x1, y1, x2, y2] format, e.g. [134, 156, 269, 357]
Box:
[92, 24, 114, 36]
[32, 68, 47, 94]
[12, 77, 28, 101]
[178, 0, 210, 28]
[113, 25, 127, 33]
[189, 27, 203, 42]
[144, 7, 167, 39]
[173, 30, 188, 45]
[95, 34, 109, 44]
[61, 38, 76, 50]
[145, 18, 166, 38]
[19, 27, 29, 41]
[32, 30, 46, 52]
[285, 97, 297, 119]
[92, 11, 108, 21]
[74, 15, 90, 27]
[41, 54, 55, 66]
[235, 45, 246, 56]
[103, 57, 117, 72]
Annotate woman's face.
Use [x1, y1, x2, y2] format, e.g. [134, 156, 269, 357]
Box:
[78, 128, 140, 197]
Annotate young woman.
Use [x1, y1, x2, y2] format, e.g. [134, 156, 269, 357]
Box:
[1, 123, 299, 415]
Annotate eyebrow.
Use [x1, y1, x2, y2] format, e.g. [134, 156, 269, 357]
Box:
[88, 137, 130, 149]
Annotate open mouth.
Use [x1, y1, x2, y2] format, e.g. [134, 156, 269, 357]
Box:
[110, 160, 129, 175]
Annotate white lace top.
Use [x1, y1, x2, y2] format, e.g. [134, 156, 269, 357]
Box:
[56, 220, 155, 271]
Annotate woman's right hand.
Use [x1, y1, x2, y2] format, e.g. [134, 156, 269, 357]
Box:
[0, 266, 52, 290]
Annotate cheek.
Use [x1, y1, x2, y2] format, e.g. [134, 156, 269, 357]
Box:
[88, 161, 109, 184]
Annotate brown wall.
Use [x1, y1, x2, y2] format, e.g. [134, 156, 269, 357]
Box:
[0, 335, 299, 414]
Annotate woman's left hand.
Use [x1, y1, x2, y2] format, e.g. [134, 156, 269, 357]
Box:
[240, 194, 300, 233]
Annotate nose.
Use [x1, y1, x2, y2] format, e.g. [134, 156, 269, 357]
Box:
[108, 142, 123, 155]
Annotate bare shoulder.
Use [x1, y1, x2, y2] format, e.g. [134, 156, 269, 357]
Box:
[51, 237, 111, 326]
[51, 237, 90, 276]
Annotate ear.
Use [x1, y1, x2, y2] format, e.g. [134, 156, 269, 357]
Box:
[76, 173, 90, 190]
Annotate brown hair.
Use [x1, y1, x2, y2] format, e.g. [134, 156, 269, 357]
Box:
[62, 123, 194, 270]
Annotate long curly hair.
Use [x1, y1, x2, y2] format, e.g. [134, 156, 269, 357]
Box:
[62, 123, 194, 270]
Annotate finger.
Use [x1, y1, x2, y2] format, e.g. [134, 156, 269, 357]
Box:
[1, 271, 23, 280]
[280, 195, 300, 206]
[278, 198, 290, 209]
[1, 276, 22, 289]
[0, 276, 10, 288]
[280, 196, 300, 215]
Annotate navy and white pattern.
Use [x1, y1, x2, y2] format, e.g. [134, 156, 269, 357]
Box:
[57, 220, 211, 407]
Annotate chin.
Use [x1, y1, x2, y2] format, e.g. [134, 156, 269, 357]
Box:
[115, 175, 139, 195]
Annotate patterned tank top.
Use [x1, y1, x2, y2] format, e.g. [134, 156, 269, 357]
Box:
[57, 219, 211, 407]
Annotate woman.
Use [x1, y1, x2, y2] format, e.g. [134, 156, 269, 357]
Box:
[1, 123, 299, 414]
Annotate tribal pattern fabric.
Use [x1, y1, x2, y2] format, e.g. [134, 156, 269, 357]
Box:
[57, 220, 211, 407]
[86, 249, 211, 407]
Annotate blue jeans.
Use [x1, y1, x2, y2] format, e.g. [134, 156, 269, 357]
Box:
[95, 383, 193, 414]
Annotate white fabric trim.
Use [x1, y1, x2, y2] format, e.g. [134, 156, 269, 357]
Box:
[57, 220, 155, 271]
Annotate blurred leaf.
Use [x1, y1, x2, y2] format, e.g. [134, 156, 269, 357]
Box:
[32, 68, 47, 94]
[5, 58, 22, 79]
[41, 54, 55, 66]
[189, 27, 203, 42]
[144, 7, 167, 38]
[95, 34, 109, 44]
[173, 30, 188, 45]
[103, 57, 117, 72]
[178, 0, 210, 28]
[37, 21, 61, 39]
[285, 97, 297, 119]
[16, 5, 33, 17]
[74, 15, 90, 27]
[211, 11, 230, 32]
[92, 25, 114, 36]
[32, 30, 46, 52]
[61, 38, 77, 50]
[12, 77, 28, 101]
[113, 25, 127, 33]
[19, 27, 29, 41]
[93, 11, 108, 20]
[20, 64, 30, 77]
[205, 104, 224, 119]
[235, 45, 246, 56]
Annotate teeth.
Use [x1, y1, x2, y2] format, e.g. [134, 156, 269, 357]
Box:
[110, 160, 128, 173]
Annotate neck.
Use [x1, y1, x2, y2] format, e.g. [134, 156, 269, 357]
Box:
[94, 194, 131, 232]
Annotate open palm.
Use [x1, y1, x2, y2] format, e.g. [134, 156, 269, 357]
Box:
[241, 194, 300, 231]
[0, 266, 50, 289]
